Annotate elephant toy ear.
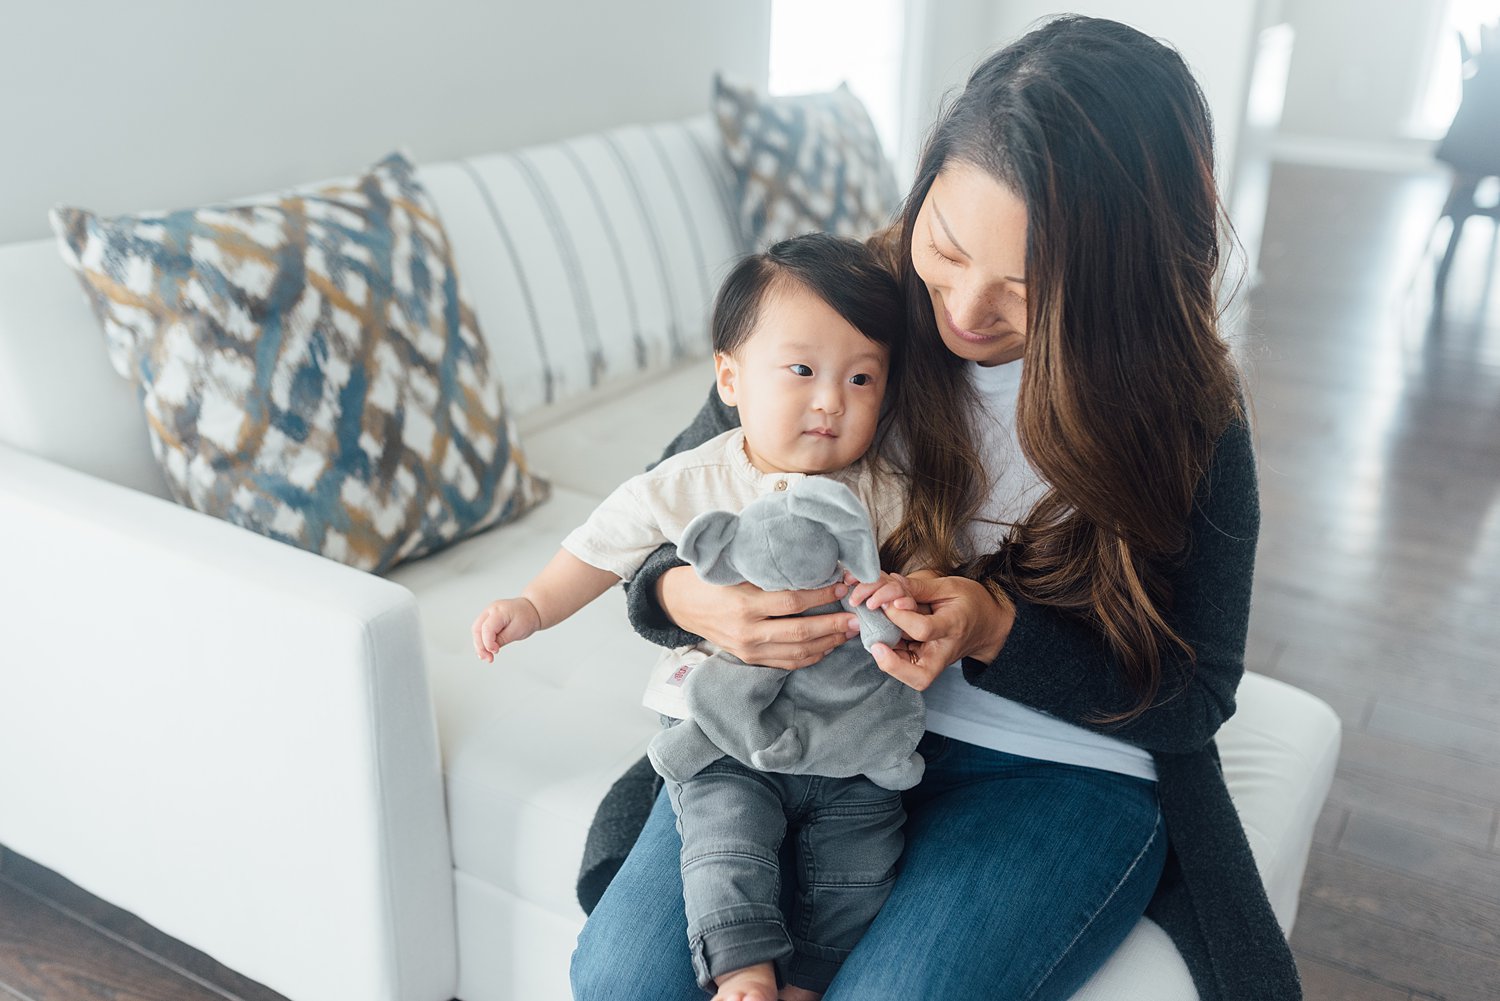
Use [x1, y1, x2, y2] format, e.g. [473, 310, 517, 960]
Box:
[785, 478, 881, 583]
[679, 510, 747, 586]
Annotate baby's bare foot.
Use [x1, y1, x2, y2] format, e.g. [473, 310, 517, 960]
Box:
[713, 961, 778, 1001]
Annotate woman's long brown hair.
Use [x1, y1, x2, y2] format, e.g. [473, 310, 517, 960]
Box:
[879, 15, 1244, 722]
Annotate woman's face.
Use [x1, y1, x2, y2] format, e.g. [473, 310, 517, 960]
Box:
[911, 162, 1030, 367]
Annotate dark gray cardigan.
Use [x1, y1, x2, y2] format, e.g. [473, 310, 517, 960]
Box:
[577, 388, 1301, 1001]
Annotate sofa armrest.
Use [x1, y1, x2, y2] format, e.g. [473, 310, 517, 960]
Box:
[0, 443, 455, 1001]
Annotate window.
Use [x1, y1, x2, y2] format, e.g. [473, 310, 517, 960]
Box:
[768, 0, 907, 164]
[1414, 0, 1500, 139]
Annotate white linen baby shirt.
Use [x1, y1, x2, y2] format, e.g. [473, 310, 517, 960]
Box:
[920, 359, 1158, 782]
[562, 427, 904, 717]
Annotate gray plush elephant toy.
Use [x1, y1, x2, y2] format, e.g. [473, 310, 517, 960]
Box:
[646, 477, 926, 791]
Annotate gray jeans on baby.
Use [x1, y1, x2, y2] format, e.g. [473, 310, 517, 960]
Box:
[664, 755, 905, 993]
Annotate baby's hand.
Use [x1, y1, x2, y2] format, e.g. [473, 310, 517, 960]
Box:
[471, 598, 542, 663]
[846, 571, 917, 613]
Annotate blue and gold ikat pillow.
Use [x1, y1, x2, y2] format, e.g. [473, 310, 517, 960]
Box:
[714, 76, 899, 251]
[51, 153, 548, 573]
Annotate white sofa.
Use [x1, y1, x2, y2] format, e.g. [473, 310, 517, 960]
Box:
[0, 110, 1341, 1001]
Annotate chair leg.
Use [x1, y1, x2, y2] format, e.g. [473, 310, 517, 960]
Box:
[1436, 212, 1468, 294]
[1436, 175, 1480, 296]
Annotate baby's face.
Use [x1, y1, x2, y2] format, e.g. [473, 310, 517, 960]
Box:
[715, 281, 888, 476]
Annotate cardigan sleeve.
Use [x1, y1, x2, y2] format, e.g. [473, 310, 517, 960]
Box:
[623, 384, 740, 648]
[961, 419, 1260, 754]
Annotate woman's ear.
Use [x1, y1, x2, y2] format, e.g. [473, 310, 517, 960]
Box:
[713, 352, 740, 408]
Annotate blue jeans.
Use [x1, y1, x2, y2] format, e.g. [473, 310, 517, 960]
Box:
[573, 733, 1166, 1000]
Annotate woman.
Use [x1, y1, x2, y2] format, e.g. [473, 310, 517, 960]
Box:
[573, 15, 1299, 1001]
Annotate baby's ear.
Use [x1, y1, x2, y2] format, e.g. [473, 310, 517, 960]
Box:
[713, 352, 740, 408]
[680, 510, 747, 586]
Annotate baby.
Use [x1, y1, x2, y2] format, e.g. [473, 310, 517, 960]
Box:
[471, 233, 918, 1001]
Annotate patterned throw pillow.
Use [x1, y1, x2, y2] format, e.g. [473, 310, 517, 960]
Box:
[51, 153, 548, 574]
[713, 76, 900, 251]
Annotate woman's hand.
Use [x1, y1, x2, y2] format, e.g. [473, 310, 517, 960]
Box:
[657, 565, 860, 670]
[866, 574, 1016, 690]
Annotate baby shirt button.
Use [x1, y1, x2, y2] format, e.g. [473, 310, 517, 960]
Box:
[774, 480, 788, 491]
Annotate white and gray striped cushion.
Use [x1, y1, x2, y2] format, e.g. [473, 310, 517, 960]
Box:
[418, 115, 743, 420]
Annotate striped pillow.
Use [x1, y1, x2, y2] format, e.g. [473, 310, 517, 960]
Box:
[51, 152, 548, 574]
[714, 76, 900, 250]
[415, 116, 743, 419]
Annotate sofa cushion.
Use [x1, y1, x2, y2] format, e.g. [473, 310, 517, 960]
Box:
[387, 358, 710, 919]
[50, 152, 548, 573]
[714, 76, 900, 250]
[415, 115, 742, 420]
[0, 237, 170, 499]
[518, 361, 715, 498]
[389, 484, 662, 920]
[1216, 671, 1342, 929]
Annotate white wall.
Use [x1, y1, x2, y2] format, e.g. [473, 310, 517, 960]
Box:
[906, 0, 998, 136]
[0, 0, 771, 244]
[906, 1, 1262, 195]
[1277, 0, 1441, 148]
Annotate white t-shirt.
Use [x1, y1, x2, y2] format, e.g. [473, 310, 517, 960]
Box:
[562, 428, 904, 718]
[562, 428, 903, 581]
[920, 360, 1158, 782]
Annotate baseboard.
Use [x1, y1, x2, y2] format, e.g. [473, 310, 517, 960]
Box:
[1272, 134, 1445, 175]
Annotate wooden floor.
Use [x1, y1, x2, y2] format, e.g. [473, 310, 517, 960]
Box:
[1245, 162, 1500, 1001]
[0, 847, 291, 1001]
[2, 161, 1498, 1000]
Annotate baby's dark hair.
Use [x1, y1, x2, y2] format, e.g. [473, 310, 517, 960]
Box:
[711, 232, 904, 357]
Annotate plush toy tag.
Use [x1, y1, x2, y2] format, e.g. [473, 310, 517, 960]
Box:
[641, 646, 709, 720]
